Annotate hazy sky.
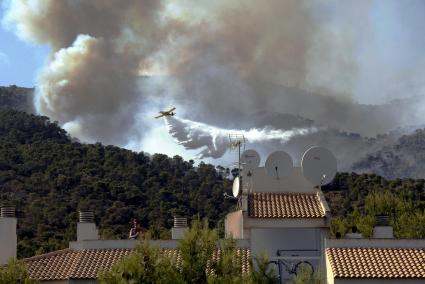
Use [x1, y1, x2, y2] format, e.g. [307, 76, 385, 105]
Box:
[0, 3, 49, 87]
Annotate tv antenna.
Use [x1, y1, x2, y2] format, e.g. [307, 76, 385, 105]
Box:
[229, 134, 246, 176]
[301, 146, 337, 188]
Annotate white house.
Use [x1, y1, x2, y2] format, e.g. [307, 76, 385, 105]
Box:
[225, 166, 331, 282]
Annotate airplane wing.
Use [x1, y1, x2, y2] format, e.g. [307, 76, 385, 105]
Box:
[155, 108, 175, 118]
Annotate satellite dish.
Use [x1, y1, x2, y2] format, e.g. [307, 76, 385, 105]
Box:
[232, 176, 240, 197]
[301, 146, 337, 186]
[265, 151, 293, 180]
[240, 149, 260, 171]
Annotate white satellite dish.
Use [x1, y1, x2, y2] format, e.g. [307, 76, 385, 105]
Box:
[265, 151, 293, 180]
[301, 146, 337, 186]
[232, 176, 240, 197]
[240, 149, 260, 171]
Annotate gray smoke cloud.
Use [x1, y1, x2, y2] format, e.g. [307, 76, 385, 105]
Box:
[4, 0, 425, 163]
[169, 0, 425, 136]
[4, 0, 184, 145]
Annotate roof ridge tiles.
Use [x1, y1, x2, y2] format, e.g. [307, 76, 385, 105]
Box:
[250, 192, 317, 196]
[22, 248, 75, 261]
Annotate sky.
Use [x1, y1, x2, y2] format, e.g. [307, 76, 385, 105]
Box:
[0, 2, 49, 87]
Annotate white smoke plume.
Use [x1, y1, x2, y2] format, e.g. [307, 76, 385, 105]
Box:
[3, 0, 425, 165]
[165, 116, 317, 159]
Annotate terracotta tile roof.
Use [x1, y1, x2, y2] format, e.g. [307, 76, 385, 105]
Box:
[207, 248, 251, 275]
[23, 247, 251, 280]
[326, 247, 425, 278]
[70, 249, 132, 279]
[162, 248, 183, 270]
[23, 248, 132, 280]
[23, 249, 78, 280]
[248, 192, 325, 218]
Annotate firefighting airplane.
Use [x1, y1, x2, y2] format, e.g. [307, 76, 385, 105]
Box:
[154, 107, 176, 119]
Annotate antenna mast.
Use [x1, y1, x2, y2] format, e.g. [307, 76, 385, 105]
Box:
[229, 134, 246, 176]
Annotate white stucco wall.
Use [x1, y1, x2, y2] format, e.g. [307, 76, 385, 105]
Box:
[69, 239, 180, 250]
[325, 253, 334, 284]
[244, 167, 316, 193]
[69, 280, 97, 284]
[77, 223, 98, 241]
[250, 228, 321, 256]
[334, 279, 425, 284]
[250, 228, 323, 281]
[225, 210, 243, 239]
[244, 214, 328, 229]
[325, 238, 425, 249]
[0, 217, 17, 265]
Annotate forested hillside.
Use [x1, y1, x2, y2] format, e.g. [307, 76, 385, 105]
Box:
[352, 129, 425, 179]
[0, 111, 235, 258]
[1, 110, 425, 259]
[323, 172, 425, 238]
[0, 85, 34, 113]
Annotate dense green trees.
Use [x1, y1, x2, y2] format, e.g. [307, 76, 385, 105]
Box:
[288, 263, 323, 284]
[326, 177, 425, 238]
[179, 219, 219, 283]
[0, 111, 236, 258]
[99, 241, 183, 284]
[0, 259, 36, 284]
[323, 172, 425, 218]
[99, 220, 277, 284]
[0, 86, 34, 113]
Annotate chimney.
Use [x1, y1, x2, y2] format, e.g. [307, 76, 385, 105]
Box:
[77, 210, 98, 241]
[172, 217, 188, 240]
[373, 215, 393, 239]
[0, 206, 17, 265]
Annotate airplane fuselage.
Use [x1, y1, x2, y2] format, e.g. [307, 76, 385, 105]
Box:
[154, 108, 176, 118]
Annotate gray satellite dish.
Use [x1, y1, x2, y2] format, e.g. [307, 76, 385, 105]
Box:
[301, 146, 337, 186]
[240, 149, 260, 171]
[265, 151, 293, 180]
[232, 176, 240, 197]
